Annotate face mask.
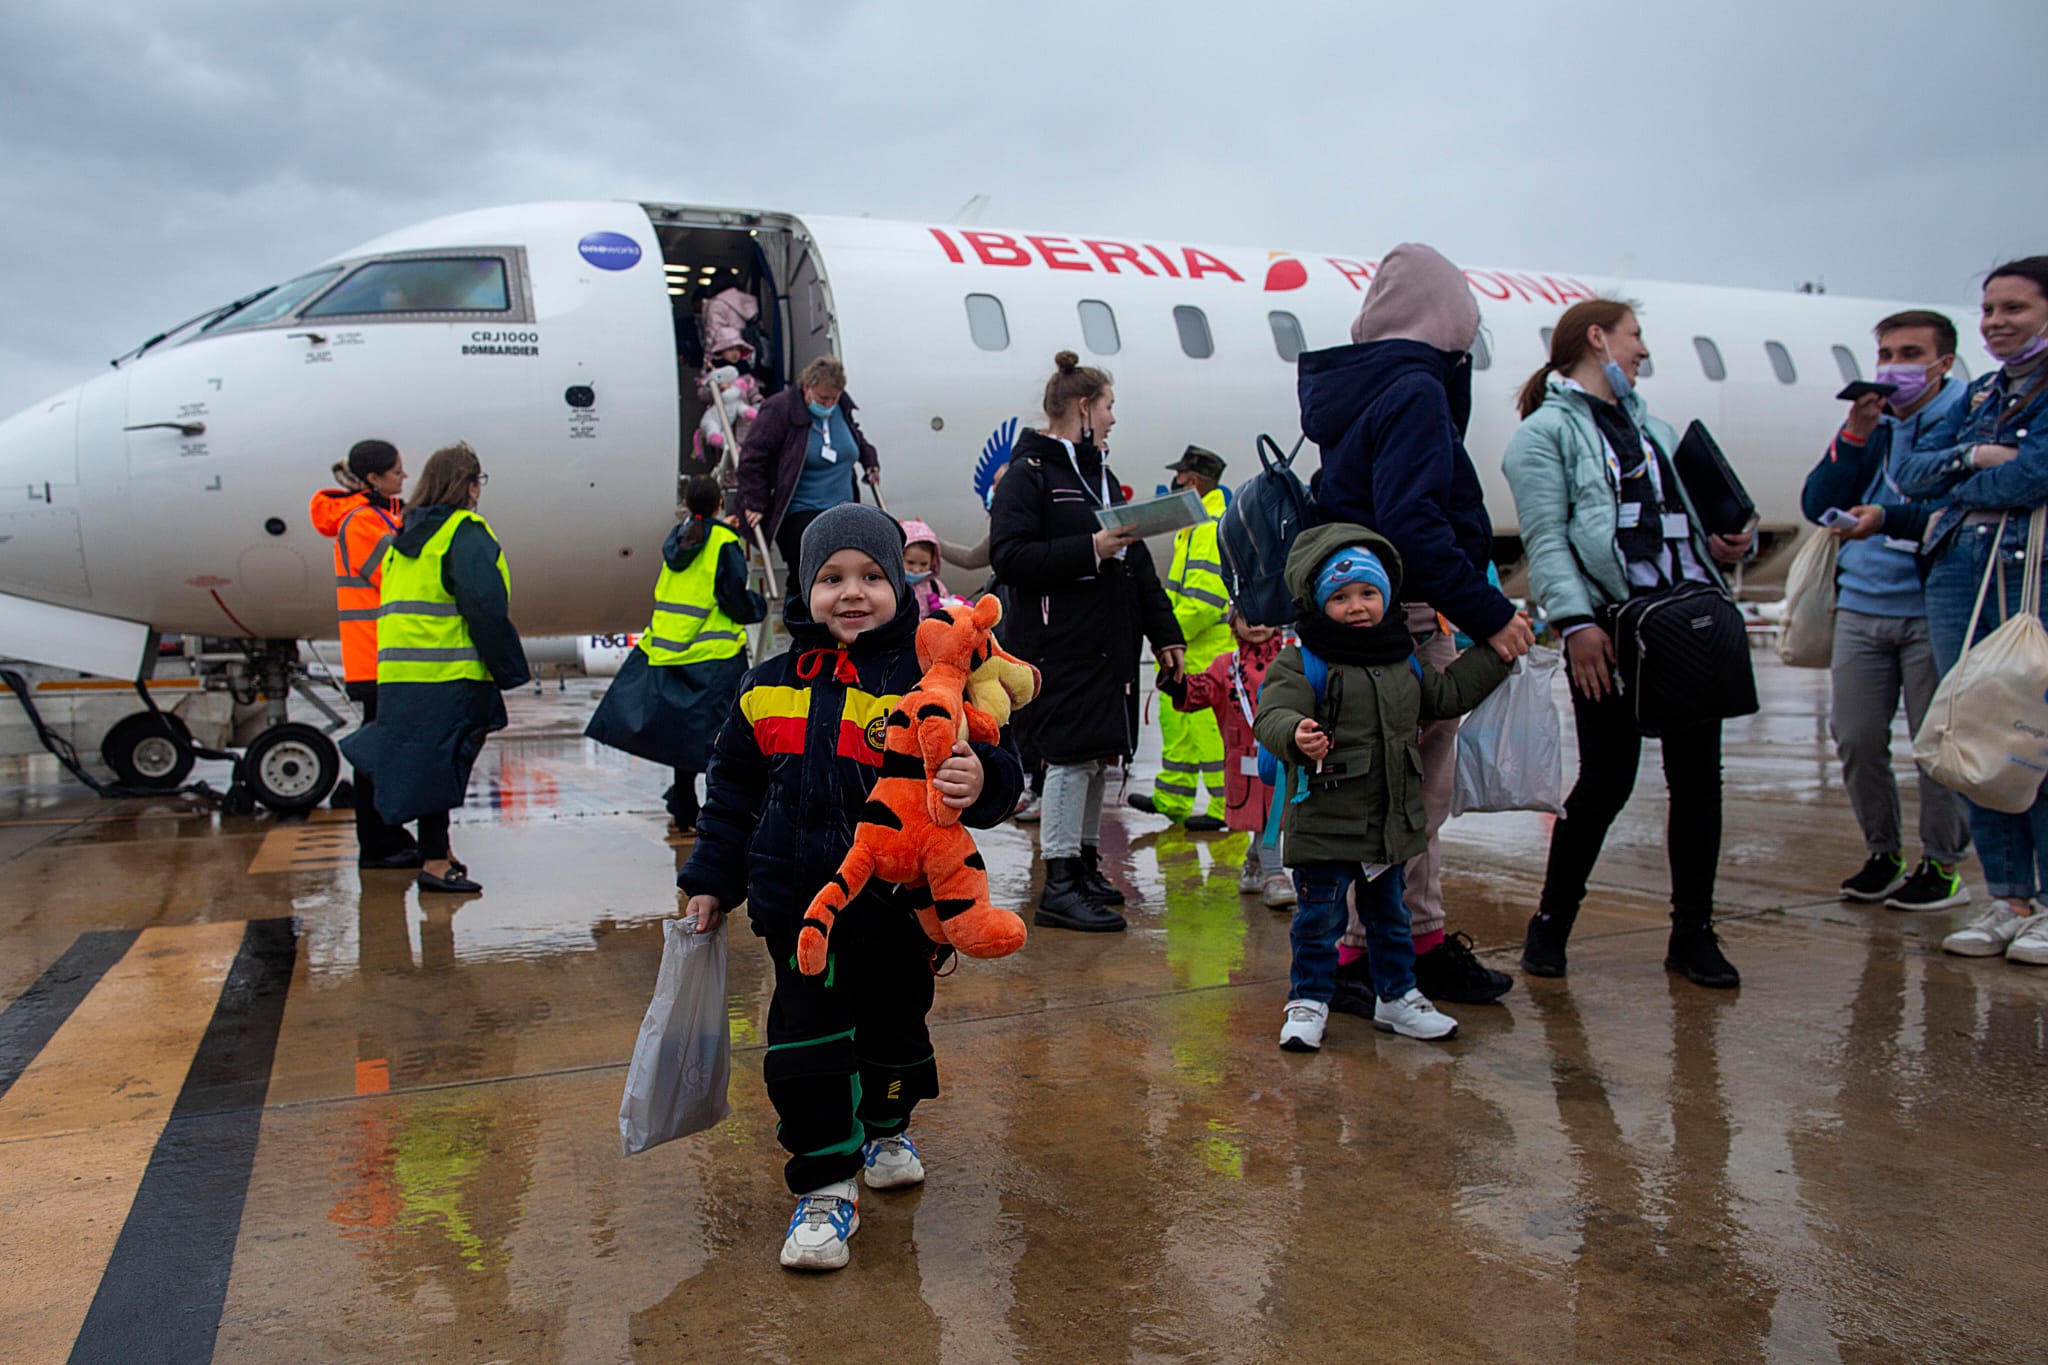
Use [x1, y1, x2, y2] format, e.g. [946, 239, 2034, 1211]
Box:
[905, 569, 932, 585]
[1595, 335, 1633, 401]
[1874, 360, 1939, 409]
[807, 400, 835, 419]
[2003, 327, 2048, 366]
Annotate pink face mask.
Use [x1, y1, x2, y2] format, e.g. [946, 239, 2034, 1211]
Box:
[1875, 361, 1936, 409]
[2002, 329, 2048, 366]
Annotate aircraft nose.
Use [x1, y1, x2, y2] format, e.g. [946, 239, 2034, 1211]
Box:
[0, 382, 93, 598]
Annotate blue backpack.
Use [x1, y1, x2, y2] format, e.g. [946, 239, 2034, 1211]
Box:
[1219, 434, 1320, 628]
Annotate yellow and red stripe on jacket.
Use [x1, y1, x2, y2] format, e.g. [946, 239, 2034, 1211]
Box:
[739, 682, 901, 767]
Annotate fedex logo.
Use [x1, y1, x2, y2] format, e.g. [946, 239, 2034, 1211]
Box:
[928, 227, 1595, 305]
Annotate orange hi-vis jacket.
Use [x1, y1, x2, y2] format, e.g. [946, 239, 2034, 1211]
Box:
[308, 488, 403, 682]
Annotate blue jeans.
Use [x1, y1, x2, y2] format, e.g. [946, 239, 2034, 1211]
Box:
[1290, 863, 1414, 1003]
[1924, 519, 2048, 901]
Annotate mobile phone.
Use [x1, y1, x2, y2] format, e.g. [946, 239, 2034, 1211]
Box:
[1819, 507, 1858, 530]
[1836, 380, 1899, 402]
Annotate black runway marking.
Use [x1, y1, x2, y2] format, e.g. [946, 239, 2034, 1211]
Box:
[70, 917, 298, 1365]
[0, 928, 139, 1103]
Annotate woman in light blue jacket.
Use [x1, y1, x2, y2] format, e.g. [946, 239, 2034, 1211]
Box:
[1501, 299, 1753, 989]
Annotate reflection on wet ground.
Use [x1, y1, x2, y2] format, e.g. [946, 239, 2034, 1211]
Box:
[0, 661, 2043, 1362]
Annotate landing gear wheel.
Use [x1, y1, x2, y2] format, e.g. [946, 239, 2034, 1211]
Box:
[241, 723, 340, 813]
[101, 712, 195, 789]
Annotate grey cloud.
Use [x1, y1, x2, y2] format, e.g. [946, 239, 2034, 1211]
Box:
[1, 0, 2042, 416]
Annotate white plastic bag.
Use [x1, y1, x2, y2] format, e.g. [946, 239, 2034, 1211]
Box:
[1452, 646, 1565, 817]
[1914, 510, 2048, 814]
[1777, 527, 1838, 668]
[619, 919, 731, 1156]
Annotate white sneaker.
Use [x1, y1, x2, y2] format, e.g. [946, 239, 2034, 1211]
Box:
[861, 1131, 925, 1190]
[1238, 861, 1263, 894]
[1278, 999, 1328, 1052]
[1261, 874, 1297, 909]
[779, 1179, 859, 1270]
[1942, 900, 2030, 957]
[2004, 913, 2048, 966]
[1372, 988, 1459, 1041]
[1012, 792, 1041, 823]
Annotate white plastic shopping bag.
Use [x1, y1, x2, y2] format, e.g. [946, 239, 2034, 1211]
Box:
[1451, 646, 1565, 817]
[619, 918, 731, 1156]
[1913, 510, 2048, 815]
[1777, 527, 1838, 668]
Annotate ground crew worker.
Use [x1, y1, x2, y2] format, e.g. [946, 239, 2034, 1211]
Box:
[1129, 445, 1231, 831]
[340, 443, 531, 894]
[309, 439, 418, 868]
[586, 475, 767, 832]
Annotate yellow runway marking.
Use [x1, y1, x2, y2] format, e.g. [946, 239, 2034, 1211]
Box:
[247, 808, 355, 873]
[0, 920, 246, 1361]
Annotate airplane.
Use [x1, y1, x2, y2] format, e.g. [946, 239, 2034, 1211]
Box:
[0, 199, 1980, 809]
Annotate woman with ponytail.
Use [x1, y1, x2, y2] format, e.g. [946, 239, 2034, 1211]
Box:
[1877, 257, 2048, 962]
[990, 351, 1184, 933]
[1501, 300, 1754, 988]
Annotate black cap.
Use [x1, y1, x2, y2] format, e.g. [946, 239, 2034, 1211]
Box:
[1165, 445, 1226, 480]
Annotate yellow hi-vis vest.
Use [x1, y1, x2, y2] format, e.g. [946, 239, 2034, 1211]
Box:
[638, 523, 746, 666]
[376, 510, 511, 684]
[1167, 487, 1233, 659]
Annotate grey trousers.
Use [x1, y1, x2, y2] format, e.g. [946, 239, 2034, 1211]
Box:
[1830, 608, 1971, 866]
[1041, 760, 1107, 859]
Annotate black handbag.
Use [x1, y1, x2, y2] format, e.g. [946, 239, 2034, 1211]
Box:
[1607, 580, 1758, 736]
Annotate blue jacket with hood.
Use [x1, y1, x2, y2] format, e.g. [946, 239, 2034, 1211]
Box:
[1298, 339, 1516, 641]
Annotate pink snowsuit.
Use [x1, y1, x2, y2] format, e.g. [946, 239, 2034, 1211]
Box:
[1170, 637, 1283, 836]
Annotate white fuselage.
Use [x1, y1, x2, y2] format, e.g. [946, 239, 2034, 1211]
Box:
[0, 200, 1978, 643]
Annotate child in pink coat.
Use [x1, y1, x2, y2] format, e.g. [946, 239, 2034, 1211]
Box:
[898, 519, 958, 620]
[1159, 608, 1294, 907]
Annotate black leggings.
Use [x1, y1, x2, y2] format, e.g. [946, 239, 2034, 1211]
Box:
[417, 811, 451, 862]
[775, 507, 827, 606]
[1538, 682, 1723, 926]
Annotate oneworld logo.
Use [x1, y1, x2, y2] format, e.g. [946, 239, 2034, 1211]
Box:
[578, 231, 643, 271]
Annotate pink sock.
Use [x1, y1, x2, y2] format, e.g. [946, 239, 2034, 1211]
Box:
[1336, 943, 1366, 967]
[1412, 928, 1445, 956]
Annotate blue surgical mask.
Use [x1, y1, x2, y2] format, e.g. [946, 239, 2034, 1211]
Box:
[1596, 337, 1634, 401]
[905, 569, 932, 585]
[807, 400, 835, 419]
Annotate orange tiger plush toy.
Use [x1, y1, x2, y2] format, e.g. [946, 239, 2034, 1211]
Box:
[797, 594, 1040, 976]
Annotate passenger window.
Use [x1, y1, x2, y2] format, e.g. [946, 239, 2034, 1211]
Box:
[1694, 336, 1726, 381]
[204, 268, 345, 334]
[1174, 305, 1214, 359]
[305, 257, 510, 316]
[1765, 340, 1798, 384]
[1077, 299, 1120, 355]
[1539, 327, 1555, 353]
[1638, 354, 1654, 379]
[1953, 354, 1971, 381]
[1832, 345, 1861, 383]
[1268, 310, 1305, 363]
[964, 294, 1009, 351]
[1469, 326, 1491, 371]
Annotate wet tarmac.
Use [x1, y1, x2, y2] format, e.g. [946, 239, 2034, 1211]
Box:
[1, 659, 2044, 1363]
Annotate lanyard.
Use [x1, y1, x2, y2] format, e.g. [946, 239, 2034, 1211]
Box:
[1059, 437, 1112, 508]
[1232, 653, 1258, 730]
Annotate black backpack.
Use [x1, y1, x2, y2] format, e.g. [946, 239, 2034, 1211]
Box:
[1219, 434, 1319, 627]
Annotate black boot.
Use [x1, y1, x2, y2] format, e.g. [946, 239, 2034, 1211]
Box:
[1665, 919, 1740, 989]
[1415, 931, 1514, 1004]
[1125, 791, 1158, 815]
[1035, 856, 1127, 932]
[1330, 953, 1376, 1019]
[1078, 844, 1126, 906]
[1521, 910, 1573, 978]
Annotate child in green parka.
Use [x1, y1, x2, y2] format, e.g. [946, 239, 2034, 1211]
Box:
[1253, 523, 1511, 1052]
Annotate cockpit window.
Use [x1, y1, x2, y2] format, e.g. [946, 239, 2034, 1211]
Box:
[304, 257, 510, 317]
[202, 268, 345, 335]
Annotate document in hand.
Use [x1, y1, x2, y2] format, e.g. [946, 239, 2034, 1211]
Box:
[1095, 487, 1208, 538]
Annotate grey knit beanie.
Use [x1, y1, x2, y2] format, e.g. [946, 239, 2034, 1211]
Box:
[798, 503, 905, 607]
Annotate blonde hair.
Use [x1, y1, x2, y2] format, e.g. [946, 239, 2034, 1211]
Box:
[800, 356, 847, 393]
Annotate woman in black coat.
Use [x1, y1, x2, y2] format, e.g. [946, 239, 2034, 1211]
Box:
[736, 354, 881, 599]
[340, 443, 531, 894]
[990, 351, 1184, 932]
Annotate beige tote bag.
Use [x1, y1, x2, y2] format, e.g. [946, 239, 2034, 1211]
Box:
[1913, 509, 2048, 814]
[1777, 527, 1838, 667]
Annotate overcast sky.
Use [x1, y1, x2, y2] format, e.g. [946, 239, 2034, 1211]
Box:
[2, 0, 2042, 416]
